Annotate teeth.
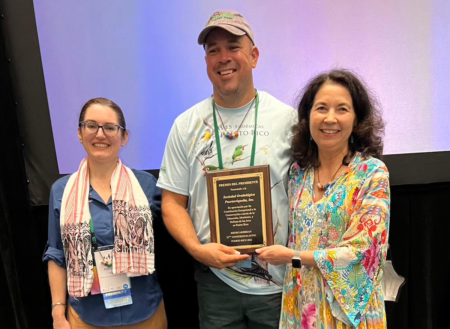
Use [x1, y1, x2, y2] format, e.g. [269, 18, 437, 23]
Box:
[94, 144, 108, 148]
[322, 130, 339, 134]
[220, 70, 234, 75]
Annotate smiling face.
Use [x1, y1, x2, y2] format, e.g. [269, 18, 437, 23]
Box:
[204, 28, 259, 106]
[78, 104, 128, 164]
[310, 82, 356, 155]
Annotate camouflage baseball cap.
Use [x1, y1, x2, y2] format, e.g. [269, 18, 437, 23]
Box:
[198, 10, 255, 45]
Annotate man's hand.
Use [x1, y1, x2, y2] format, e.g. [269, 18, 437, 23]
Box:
[255, 245, 293, 265]
[192, 243, 250, 269]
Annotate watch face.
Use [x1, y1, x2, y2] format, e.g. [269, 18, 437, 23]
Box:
[292, 257, 302, 269]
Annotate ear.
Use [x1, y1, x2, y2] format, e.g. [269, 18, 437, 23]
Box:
[251, 46, 260, 69]
[121, 130, 130, 147]
[204, 44, 209, 62]
[78, 128, 82, 143]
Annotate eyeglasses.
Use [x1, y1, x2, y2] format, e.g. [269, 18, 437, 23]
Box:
[79, 121, 125, 137]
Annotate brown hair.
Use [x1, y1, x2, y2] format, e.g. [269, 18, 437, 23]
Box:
[292, 69, 385, 168]
[78, 98, 126, 137]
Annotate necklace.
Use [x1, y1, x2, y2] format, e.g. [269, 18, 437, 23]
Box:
[212, 91, 259, 169]
[214, 94, 257, 140]
[316, 162, 344, 191]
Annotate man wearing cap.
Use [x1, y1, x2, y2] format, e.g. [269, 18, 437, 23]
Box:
[157, 10, 296, 328]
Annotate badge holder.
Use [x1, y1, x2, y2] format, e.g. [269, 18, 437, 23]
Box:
[382, 260, 406, 302]
[94, 245, 133, 308]
[382, 247, 406, 302]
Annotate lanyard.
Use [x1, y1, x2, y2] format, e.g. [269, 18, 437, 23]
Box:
[89, 219, 99, 249]
[89, 219, 99, 266]
[212, 91, 259, 170]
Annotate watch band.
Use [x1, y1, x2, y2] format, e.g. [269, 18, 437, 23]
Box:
[291, 250, 302, 269]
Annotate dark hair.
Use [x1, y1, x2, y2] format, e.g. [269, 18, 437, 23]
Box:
[78, 98, 126, 136]
[292, 69, 384, 168]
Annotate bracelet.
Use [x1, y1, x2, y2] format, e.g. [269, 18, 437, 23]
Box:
[51, 302, 66, 310]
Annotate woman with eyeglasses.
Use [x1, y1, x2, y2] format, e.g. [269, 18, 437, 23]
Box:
[43, 98, 167, 329]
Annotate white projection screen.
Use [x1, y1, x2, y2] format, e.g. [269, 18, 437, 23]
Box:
[33, 0, 450, 174]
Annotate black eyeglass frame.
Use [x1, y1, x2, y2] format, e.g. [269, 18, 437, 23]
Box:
[79, 121, 125, 136]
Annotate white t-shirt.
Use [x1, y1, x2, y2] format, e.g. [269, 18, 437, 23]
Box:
[157, 91, 296, 295]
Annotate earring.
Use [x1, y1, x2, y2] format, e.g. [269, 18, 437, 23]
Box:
[310, 135, 313, 141]
[80, 140, 83, 144]
[350, 135, 354, 144]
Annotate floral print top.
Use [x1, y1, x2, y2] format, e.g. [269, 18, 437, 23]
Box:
[280, 154, 390, 329]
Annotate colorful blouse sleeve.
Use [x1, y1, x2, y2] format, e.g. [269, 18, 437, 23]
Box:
[288, 163, 301, 245]
[313, 160, 390, 327]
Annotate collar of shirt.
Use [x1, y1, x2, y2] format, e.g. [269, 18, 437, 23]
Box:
[89, 185, 112, 205]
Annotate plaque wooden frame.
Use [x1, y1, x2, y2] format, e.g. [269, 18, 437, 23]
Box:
[206, 165, 273, 254]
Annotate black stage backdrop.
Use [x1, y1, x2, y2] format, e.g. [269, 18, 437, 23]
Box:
[1, 0, 450, 328]
[0, 8, 48, 328]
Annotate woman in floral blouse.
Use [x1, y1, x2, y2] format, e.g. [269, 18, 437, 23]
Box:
[256, 69, 389, 328]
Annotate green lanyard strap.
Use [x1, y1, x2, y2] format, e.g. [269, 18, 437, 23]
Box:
[90, 219, 98, 251]
[212, 91, 259, 170]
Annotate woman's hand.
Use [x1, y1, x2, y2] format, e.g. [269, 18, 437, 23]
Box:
[48, 261, 70, 328]
[255, 245, 294, 265]
[52, 307, 71, 329]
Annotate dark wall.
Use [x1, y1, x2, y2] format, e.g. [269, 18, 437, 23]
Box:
[387, 183, 450, 329]
[0, 0, 60, 206]
[0, 4, 49, 328]
[0, 252, 16, 328]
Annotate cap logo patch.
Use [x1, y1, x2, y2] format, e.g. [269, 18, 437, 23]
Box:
[210, 14, 234, 22]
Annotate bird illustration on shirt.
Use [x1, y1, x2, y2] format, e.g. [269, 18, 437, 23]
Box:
[200, 128, 212, 142]
[232, 145, 247, 164]
[200, 119, 213, 142]
[205, 165, 221, 172]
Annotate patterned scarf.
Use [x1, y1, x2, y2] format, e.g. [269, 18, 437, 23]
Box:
[60, 158, 155, 297]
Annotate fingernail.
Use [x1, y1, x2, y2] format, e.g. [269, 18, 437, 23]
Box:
[235, 250, 241, 255]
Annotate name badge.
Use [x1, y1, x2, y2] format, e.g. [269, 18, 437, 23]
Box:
[94, 246, 131, 294]
[103, 289, 133, 309]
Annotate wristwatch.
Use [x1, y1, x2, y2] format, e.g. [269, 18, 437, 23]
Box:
[291, 250, 302, 269]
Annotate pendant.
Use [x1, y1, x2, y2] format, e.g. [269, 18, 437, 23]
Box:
[316, 183, 326, 191]
[224, 131, 239, 140]
[102, 260, 113, 267]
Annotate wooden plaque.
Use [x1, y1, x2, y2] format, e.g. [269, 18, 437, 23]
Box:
[206, 165, 273, 254]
